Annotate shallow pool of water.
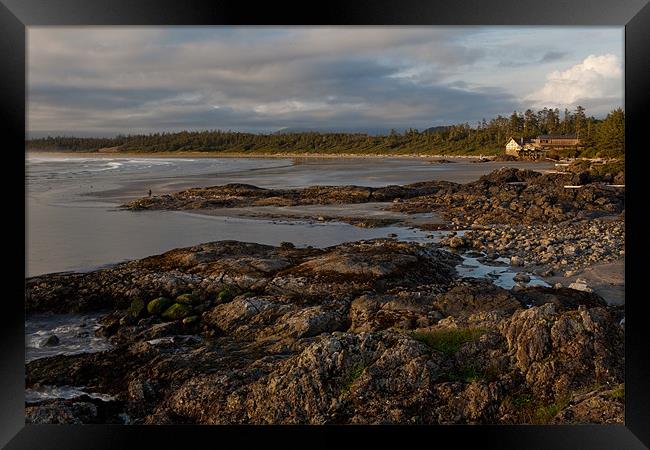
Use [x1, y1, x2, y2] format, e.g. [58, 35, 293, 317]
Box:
[456, 254, 550, 289]
[25, 312, 113, 363]
[27, 155, 553, 277]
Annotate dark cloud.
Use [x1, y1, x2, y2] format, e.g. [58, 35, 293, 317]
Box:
[540, 51, 569, 63]
[28, 85, 183, 110]
[26, 27, 621, 136]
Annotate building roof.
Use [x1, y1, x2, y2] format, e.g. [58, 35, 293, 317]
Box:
[508, 137, 533, 145]
[537, 134, 578, 139]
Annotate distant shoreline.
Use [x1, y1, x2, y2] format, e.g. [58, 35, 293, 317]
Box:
[25, 150, 509, 160]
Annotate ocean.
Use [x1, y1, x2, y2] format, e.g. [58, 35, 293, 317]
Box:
[25, 154, 552, 277]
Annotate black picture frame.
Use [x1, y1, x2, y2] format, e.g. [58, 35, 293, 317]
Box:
[2, 0, 649, 448]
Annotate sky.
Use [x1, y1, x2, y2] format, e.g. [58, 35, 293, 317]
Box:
[27, 27, 624, 137]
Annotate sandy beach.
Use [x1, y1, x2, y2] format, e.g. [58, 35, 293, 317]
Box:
[32, 155, 548, 276]
[28, 150, 502, 159]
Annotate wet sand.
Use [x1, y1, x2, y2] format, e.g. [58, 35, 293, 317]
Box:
[90, 157, 555, 203]
[544, 259, 625, 305]
[187, 202, 445, 228]
[24, 154, 565, 279]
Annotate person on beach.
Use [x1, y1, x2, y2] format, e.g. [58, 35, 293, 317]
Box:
[148, 189, 152, 197]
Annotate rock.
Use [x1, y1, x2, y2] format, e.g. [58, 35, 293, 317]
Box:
[127, 298, 146, 318]
[510, 256, 524, 267]
[511, 286, 606, 311]
[182, 315, 199, 325]
[140, 321, 181, 340]
[95, 314, 120, 338]
[349, 293, 435, 332]
[563, 246, 577, 256]
[569, 278, 593, 293]
[41, 335, 60, 347]
[121, 167, 624, 232]
[25, 396, 125, 424]
[26, 401, 98, 424]
[119, 314, 137, 326]
[147, 297, 174, 316]
[513, 273, 530, 283]
[161, 303, 192, 321]
[553, 386, 624, 424]
[175, 293, 199, 305]
[216, 288, 236, 304]
[448, 236, 468, 249]
[434, 280, 521, 318]
[553, 283, 563, 289]
[498, 304, 623, 401]
[280, 242, 295, 249]
[128, 379, 155, 404]
[24, 237, 624, 425]
[296, 249, 417, 278]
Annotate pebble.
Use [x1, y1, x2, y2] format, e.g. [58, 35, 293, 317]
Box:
[510, 256, 524, 267]
[569, 278, 593, 293]
[513, 273, 531, 283]
[451, 218, 623, 275]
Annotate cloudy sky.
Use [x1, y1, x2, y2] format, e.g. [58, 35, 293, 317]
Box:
[27, 27, 624, 137]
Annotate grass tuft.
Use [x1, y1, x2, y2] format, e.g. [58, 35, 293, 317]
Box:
[532, 395, 571, 424]
[607, 385, 625, 400]
[444, 365, 484, 382]
[410, 328, 486, 355]
[339, 363, 366, 395]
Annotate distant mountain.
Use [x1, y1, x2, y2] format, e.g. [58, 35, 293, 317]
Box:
[272, 125, 452, 136]
[273, 126, 395, 136]
[423, 125, 451, 134]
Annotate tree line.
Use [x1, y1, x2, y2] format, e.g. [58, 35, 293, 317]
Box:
[26, 106, 624, 158]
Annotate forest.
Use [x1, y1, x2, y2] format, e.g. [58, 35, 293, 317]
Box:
[26, 106, 625, 158]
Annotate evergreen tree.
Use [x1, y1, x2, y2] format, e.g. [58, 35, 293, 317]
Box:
[574, 105, 587, 139]
[25, 106, 624, 158]
[596, 108, 625, 157]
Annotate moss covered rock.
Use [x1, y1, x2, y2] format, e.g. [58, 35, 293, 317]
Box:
[176, 293, 199, 305]
[161, 303, 192, 321]
[147, 297, 174, 316]
[127, 298, 146, 318]
[217, 288, 236, 304]
[182, 315, 199, 325]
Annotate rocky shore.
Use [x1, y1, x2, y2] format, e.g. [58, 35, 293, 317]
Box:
[26, 165, 625, 424]
[388, 167, 624, 226]
[122, 166, 625, 291]
[440, 217, 624, 278]
[123, 181, 450, 211]
[26, 238, 624, 425]
[123, 168, 624, 229]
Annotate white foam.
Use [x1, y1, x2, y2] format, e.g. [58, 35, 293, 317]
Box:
[25, 385, 116, 403]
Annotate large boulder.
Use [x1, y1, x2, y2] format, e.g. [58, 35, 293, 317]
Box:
[498, 304, 623, 401]
[434, 280, 521, 318]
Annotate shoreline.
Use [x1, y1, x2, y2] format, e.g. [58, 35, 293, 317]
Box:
[25, 164, 625, 425]
[27, 150, 518, 160]
[119, 165, 624, 304]
[25, 236, 625, 425]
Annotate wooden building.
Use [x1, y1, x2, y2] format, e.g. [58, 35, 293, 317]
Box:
[534, 134, 580, 147]
[505, 134, 580, 158]
[505, 137, 532, 156]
